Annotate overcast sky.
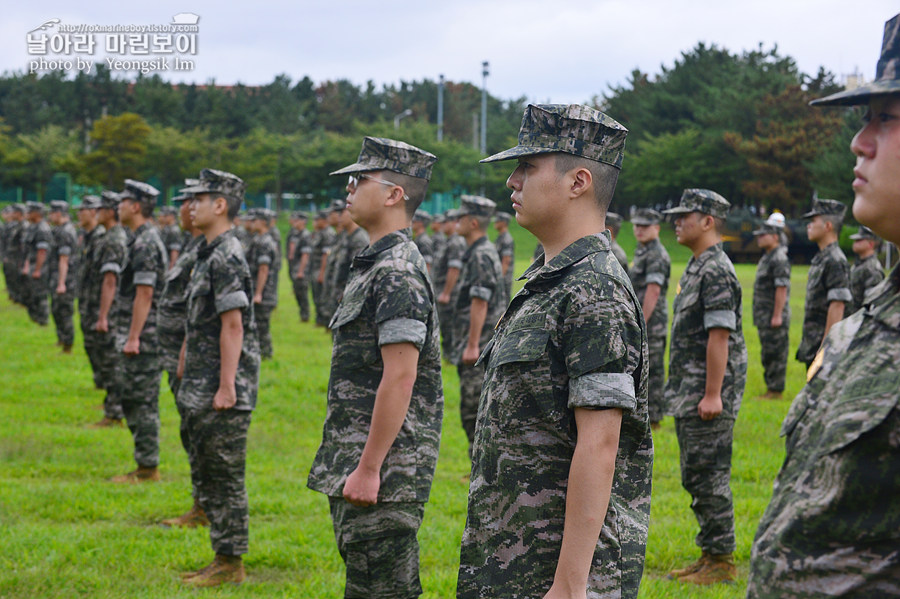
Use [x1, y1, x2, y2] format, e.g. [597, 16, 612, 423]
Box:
[2, 1, 896, 105]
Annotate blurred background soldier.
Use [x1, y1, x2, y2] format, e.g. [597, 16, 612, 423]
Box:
[327, 200, 369, 313]
[437, 209, 466, 357]
[751, 214, 791, 400]
[848, 225, 885, 314]
[22, 202, 52, 326]
[607, 211, 629, 275]
[318, 200, 346, 328]
[286, 211, 312, 322]
[246, 209, 279, 358]
[3, 204, 27, 305]
[310, 210, 335, 327]
[75, 196, 104, 390]
[492, 211, 515, 304]
[48, 201, 78, 352]
[412, 210, 434, 274]
[157, 206, 183, 268]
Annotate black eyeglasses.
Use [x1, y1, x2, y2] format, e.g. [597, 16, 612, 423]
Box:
[347, 174, 409, 201]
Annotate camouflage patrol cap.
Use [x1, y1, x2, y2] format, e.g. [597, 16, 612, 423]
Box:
[79, 196, 102, 210]
[413, 210, 432, 224]
[330, 136, 438, 180]
[812, 14, 900, 106]
[802, 198, 847, 219]
[25, 201, 46, 214]
[247, 208, 267, 221]
[330, 198, 347, 212]
[170, 193, 192, 203]
[10, 203, 25, 214]
[180, 169, 246, 202]
[291, 211, 309, 220]
[100, 190, 121, 209]
[606, 212, 623, 229]
[458, 195, 496, 218]
[49, 200, 69, 213]
[631, 208, 663, 226]
[663, 189, 731, 219]
[494, 212, 512, 223]
[481, 104, 628, 169]
[119, 179, 160, 204]
[158, 206, 178, 215]
[315, 210, 329, 220]
[850, 225, 879, 240]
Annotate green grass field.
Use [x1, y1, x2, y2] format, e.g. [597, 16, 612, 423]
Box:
[0, 220, 812, 598]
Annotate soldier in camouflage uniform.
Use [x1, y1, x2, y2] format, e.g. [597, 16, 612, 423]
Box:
[22, 202, 52, 326]
[109, 180, 167, 483]
[86, 192, 129, 426]
[308, 137, 443, 599]
[412, 210, 434, 274]
[796, 198, 852, 368]
[662, 189, 747, 585]
[848, 225, 885, 314]
[48, 201, 78, 351]
[492, 211, 515, 304]
[0, 206, 12, 299]
[177, 169, 260, 587]
[328, 202, 370, 309]
[310, 210, 336, 327]
[629, 208, 671, 427]
[437, 210, 466, 357]
[158, 206, 183, 268]
[449, 195, 504, 459]
[232, 213, 250, 252]
[5, 204, 28, 305]
[246, 209, 279, 358]
[458, 104, 650, 599]
[286, 211, 312, 322]
[752, 215, 791, 400]
[320, 200, 347, 327]
[607, 211, 629, 275]
[430, 214, 446, 279]
[75, 197, 106, 388]
[749, 21, 900, 593]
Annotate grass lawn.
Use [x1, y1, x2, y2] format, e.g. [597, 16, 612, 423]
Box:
[0, 219, 812, 597]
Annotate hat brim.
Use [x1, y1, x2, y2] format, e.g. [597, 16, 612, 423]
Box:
[802, 210, 822, 219]
[849, 233, 874, 240]
[480, 145, 558, 164]
[810, 80, 900, 107]
[329, 162, 377, 176]
[661, 206, 694, 215]
[179, 184, 212, 194]
[631, 218, 657, 226]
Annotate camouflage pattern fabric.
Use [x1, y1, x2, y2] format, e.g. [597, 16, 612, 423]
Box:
[328, 499, 425, 599]
[320, 230, 346, 326]
[246, 232, 278, 356]
[232, 224, 249, 252]
[24, 219, 52, 325]
[161, 223, 183, 257]
[308, 229, 443, 503]
[629, 237, 670, 422]
[457, 232, 651, 599]
[311, 226, 337, 326]
[116, 222, 167, 467]
[611, 239, 629, 276]
[440, 234, 470, 356]
[157, 234, 203, 384]
[748, 267, 900, 597]
[494, 229, 515, 304]
[185, 407, 253, 556]
[181, 229, 260, 414]
[330, 136, 438, 179]
[414, 231, 434, 268]
[49, 220, 78, 345]
[330, 227, 370, 307]
[288, 227, 313, 321]
[663, 188, 731, 220]
[753, 245, 791, 392]
[796, 242, 851, 364]
[665, 243, 747, 420]
[4, 220, 28, 304]
[431, 231, 447, 284]
[664, 243, 746, 556]
[849, 254, 885, 314]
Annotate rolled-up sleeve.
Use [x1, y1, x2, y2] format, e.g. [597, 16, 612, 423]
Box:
[216, 290, 249, 314]
[569, 372, 636, 411]
[469, 285, 492, 302]
[378, 318, 427, 350]
[704, 309, 736, 331]
[100, 262, 121, 275]
[646, 273, 665, 286]
[827, 288, 852, 303]
[134, 271, 158, 287]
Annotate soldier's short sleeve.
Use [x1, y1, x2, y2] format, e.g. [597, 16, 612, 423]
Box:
[645, 250, 667, 287]
[131, 237, 163, 287]
[468, 249, 499, 303]
[212, 252, 250, 314]
[701, 264, 738, 331]
[300, 235, 313, 254]
[564, 278, 641, 411]
[373, 268, 431, 350]
[773, 253, 791, 288]
[256, 240, 275, 265]
[825, 254, 852, 303]
[98, 236, 123, 275]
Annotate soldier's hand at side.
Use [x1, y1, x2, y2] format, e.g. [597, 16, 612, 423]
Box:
[123, 338, 140, 356]
[253, 293, 263, 305]
[342, 466, 380, 507]
[770, 314, 782, 328]
[438, 291, 450, 304]
[543, 584, 587, 599]
[56, 283, 66, 295]
[95, 317, 108, 333]
[697, 393, 723, 420]
[462, 344, 480, 365]
[31, 269, 41, 279]
[213, 385, 237, 411]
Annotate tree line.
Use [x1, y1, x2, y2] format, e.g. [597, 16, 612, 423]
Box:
[0, 43, 859, 214]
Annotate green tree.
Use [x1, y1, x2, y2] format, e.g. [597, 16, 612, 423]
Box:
[2, 125, 78, 199]
[82, 113, 151, 188]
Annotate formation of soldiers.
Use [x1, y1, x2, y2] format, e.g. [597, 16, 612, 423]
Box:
[3, 13, 900, 596]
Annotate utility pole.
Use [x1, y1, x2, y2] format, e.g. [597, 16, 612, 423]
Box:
[480, 61, 489, 155]
[437, 74, 444, 142]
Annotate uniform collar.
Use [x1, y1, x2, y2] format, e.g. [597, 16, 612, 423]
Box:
[353, 228, 411, 268]
[462, 235, 490, 260]
[197, 228, 233, 259]
[866, 265, 900, 330]
[521, 231, 611, 284]
[686, 242, 722, 273]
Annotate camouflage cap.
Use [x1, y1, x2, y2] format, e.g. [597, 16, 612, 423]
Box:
[413, 209, 432, 224]
[119, 179, 160, 204]
[79, 195, 102, 210]
[812, 14, 900, 106]
[606, 212, 623, 228]
[330, 198, 347, 212]
[170, 193, 192, 203]
[663, 189, 731, 219]
[433, 214, 445, 224]
[247, 208, 267, 221]
[158, 205, 178, 215]
[802, 198, 847, 219]
[291, 211, 309, 220]
[481, 104, 628, 169]
[444, 209, 460, 220]
[850, 225, 879, 240]
[266, 209, 277, 220]
[752, 223, 782, 236]
[49, 200, 70, 213]
[494, 212, 512, 223]
[99, 190, 121, 209]
[10, 203, 25, 214]
[180, 169, 245, 202]
[458, 195, 496, 218]
[330, 136, 438, 180]
[25, 201, 46, 214]
[315, 210, 329, 220]
[631, 208, 663, 226]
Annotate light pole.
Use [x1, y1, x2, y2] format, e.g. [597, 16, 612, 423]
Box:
[394, 108, 413, 129]
[437, 74, 444, 142]
[480, 61, 489, 155]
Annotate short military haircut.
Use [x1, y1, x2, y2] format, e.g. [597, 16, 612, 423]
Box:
[384, 171, 430, 218]
[224, 195, 242, 220]
[553, 153, 619, 211]
[821, 213, 843, 235]
[712, 216, 726, 234]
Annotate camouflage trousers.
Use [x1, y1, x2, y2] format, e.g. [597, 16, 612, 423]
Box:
[3, 263, 22, 303]
[26, 277, 49, 325]
[328, 498, 425, 599]
[85, 327, 124, 419]
[51, 289, 75, 346]
[757, 325, 789, 393]
[648, 333, 667, 423]
[312, 279, 328, 326]
[166, 372, 198, 501]
[291, 276, 310, 322]
[185, 407, 251, 555]
[458, 362, 485, 460]
[675, 415, 736, 555]
[437, 301, 454, 358]
[119, 352, 162, 467]
[255, 304, 274, 358]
